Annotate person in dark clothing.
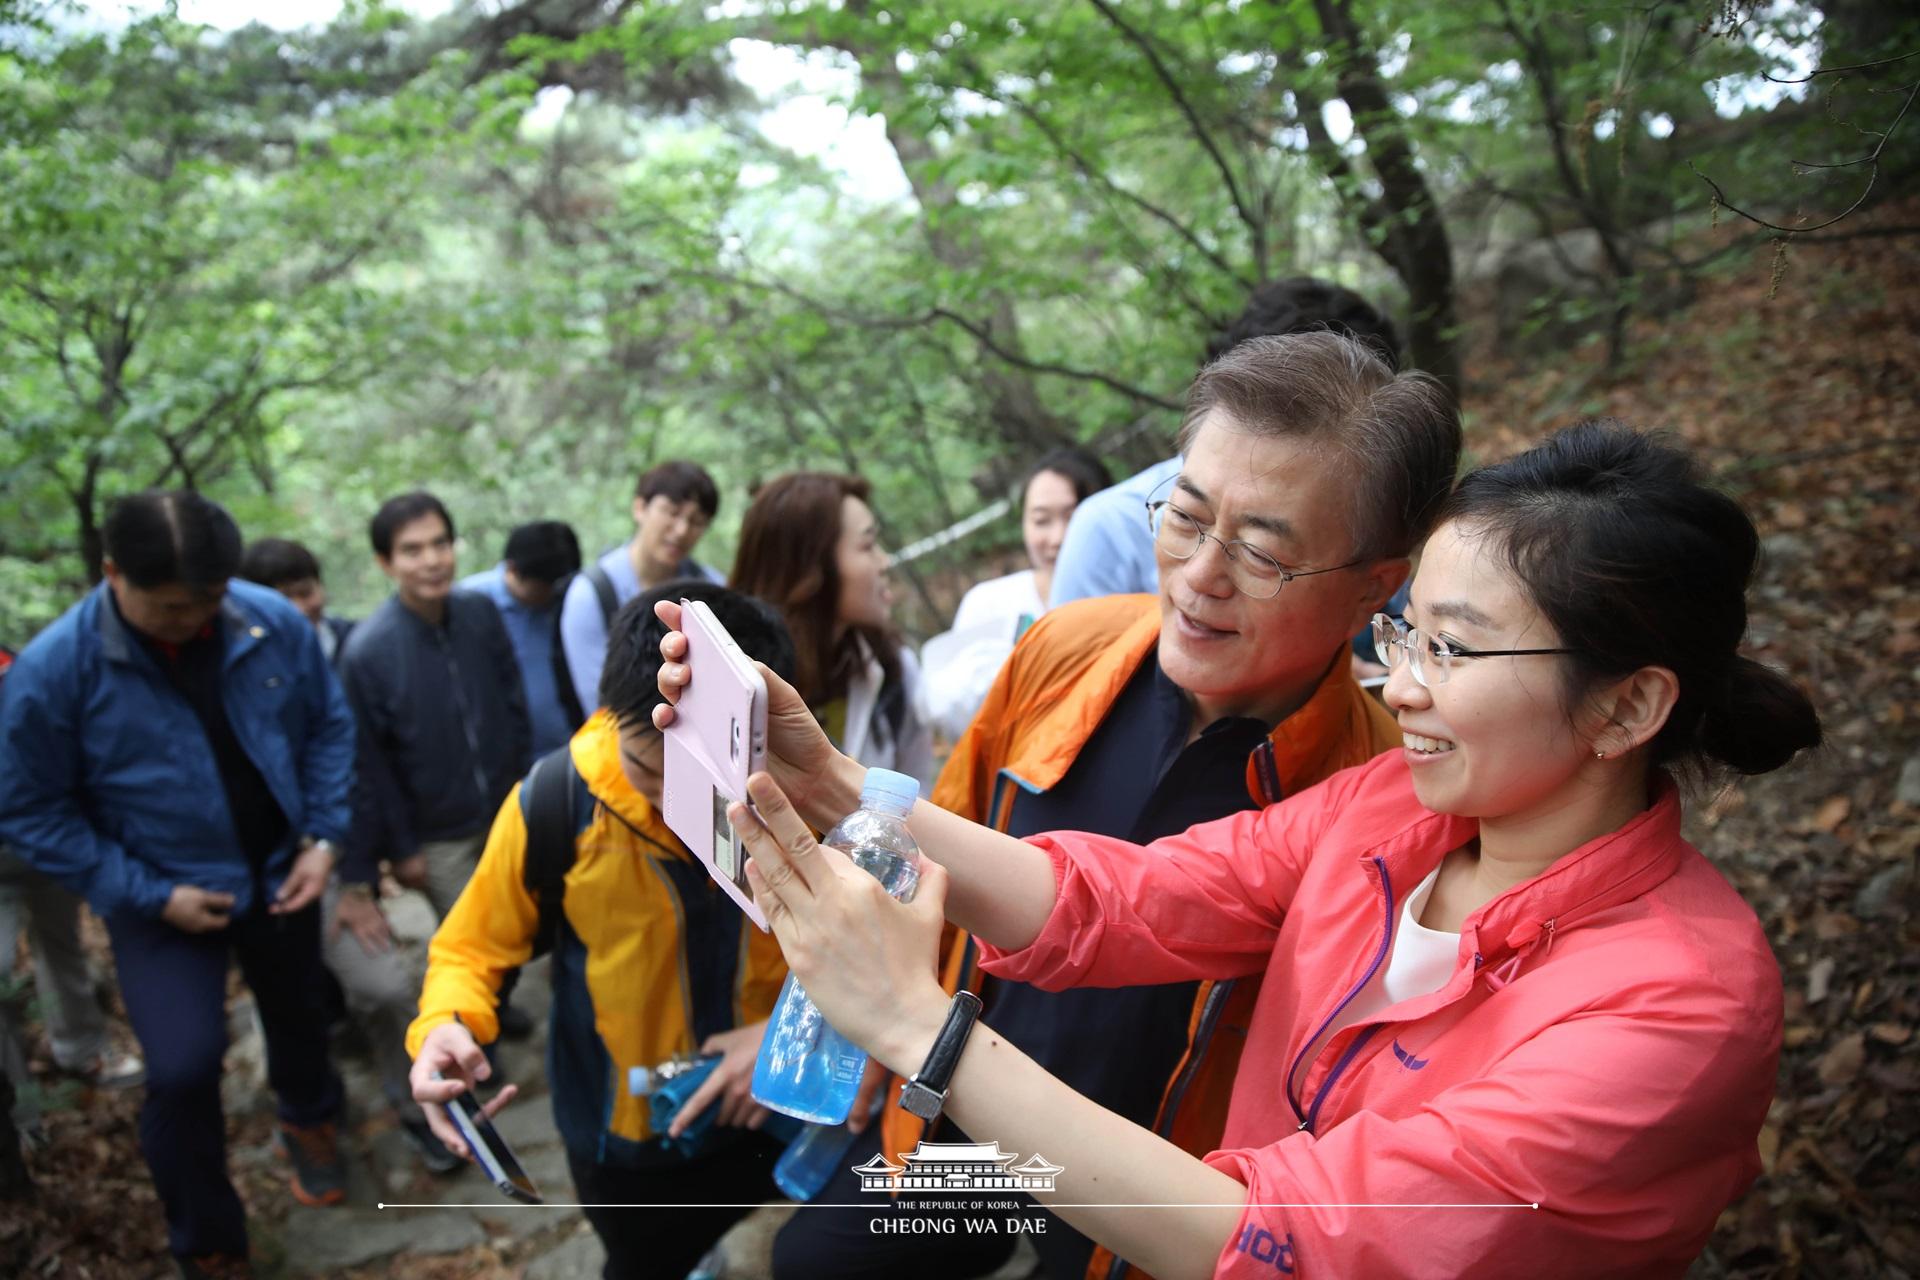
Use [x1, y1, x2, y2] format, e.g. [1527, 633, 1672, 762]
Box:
[459, 520, 583, 758]
[341, 493, 531, 913]
[238, 537, 355, 664]
[239, 536, 459, 1174]
[0, 491, 355, 1279]
[337, 493, 535, 1036]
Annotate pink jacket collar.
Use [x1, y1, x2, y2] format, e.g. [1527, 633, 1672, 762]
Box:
[1362, 772, 1688, 984]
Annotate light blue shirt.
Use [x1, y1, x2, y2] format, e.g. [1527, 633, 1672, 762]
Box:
[558, 545, 723, 718]
[1048, 456, 1182, 606]
[459, 564, 572, 757]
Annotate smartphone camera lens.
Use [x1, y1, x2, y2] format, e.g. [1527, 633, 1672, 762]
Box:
[730, 717, 740, 760]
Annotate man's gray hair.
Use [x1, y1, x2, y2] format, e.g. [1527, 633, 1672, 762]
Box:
[1176, 331, 1461, 561]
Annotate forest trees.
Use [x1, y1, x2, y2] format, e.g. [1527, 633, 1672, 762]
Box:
[0, 11, 503, 598]
[1, 0, 1907, 638]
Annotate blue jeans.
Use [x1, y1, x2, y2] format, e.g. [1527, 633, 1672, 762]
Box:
[106, 901, 343, 1258]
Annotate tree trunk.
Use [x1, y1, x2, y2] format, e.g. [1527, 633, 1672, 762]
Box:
[1304, 0, 1463, 395]
[75, 450, 105, 585]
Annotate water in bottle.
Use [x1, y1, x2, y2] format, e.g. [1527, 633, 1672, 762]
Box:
[751, 767, 922, 1124]
[772, 1093, 883, 1202]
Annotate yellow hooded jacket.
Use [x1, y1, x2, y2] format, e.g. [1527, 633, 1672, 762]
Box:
[405, 711, 788, 1164]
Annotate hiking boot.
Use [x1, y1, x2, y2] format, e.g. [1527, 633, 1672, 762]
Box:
[277, 1119, 347, 1206]
[495, 1002, 535, 1041]
[174, 1253, 254, 1279]
[400, 1114, 464, 1175]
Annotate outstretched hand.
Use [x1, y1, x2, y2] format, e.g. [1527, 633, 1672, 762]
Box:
[729, 771, 950, 1076]
[650, 597, 853, 826]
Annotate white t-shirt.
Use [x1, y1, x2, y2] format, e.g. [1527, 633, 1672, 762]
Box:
[920, 569, 1047, 740]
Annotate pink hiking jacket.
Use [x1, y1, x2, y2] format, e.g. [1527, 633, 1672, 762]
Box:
[978, 751, 1782, 1278]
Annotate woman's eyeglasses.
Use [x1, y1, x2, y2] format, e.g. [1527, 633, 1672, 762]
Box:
[1370, 612, 1577, 688]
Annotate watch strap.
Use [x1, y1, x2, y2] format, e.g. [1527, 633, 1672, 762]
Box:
[902, 990, 982, 1118]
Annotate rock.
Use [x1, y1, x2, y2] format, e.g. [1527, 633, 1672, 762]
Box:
[492, 1096, 565, 1151]
[1854, 863, 1914, 920]
[220, 998, 269, 1118]
[383, 890, 440, 944]
[422, 1141, 578, 1246]
[714, 1203, 796, 1279]
[1896, 755, 1920, 810]
[1760, 532, 1811, 565]
[282, 1206, 484, 1271]
[525, 1228, 608, 1280]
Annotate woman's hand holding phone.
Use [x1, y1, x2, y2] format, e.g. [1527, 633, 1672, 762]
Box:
[651, 598, 859, 829]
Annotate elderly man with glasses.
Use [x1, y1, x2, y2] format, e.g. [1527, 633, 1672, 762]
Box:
[771, 331, 1462, 1280]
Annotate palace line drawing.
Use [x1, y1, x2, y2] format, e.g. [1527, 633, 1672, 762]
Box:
[852, 1141, 1065, 1194]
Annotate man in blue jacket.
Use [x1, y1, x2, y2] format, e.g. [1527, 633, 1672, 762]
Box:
[0, 491, 355, 1279]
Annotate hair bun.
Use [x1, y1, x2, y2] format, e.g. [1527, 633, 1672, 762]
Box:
[1697, 655, 1822, 776]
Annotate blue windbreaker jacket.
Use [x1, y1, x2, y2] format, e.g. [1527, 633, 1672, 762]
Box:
[0, 579, 355, 919]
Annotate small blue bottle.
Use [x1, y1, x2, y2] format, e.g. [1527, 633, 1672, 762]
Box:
[773, 1112, 873, 1202]
[751, 768, 922, 1124]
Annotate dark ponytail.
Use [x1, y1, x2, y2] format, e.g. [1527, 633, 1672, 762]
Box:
[1697, 655, 1824, 776]
[1437, 420, 1821, 779]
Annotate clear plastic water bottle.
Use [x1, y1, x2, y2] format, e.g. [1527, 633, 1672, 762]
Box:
[773, 1091, 884, 1202]
[751, 767, 922, 1124]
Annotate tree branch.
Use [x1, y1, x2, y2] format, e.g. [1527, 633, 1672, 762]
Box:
[987, 81, 1253, 288]
[1085, 0, 1265, 271]
[1690, 78, 1919, 235]
[1764, 50, 1920, 85]
[924, 307, 1182, 412]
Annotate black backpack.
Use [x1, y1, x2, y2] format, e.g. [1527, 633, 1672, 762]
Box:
[519, 745, 589, 960]
[551, 560, 620, 731]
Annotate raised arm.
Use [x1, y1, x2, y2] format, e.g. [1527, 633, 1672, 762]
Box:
[651, 598, 1059, 951]
[728, 770, 1247, 1280]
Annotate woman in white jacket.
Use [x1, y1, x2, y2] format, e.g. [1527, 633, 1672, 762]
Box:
[730, 472, 934, 792]
[923, 447, 1112, 740]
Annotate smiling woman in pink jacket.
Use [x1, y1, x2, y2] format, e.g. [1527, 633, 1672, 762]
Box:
[655, 419, 1821, 1280]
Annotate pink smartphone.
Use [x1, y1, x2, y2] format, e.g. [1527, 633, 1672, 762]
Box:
[661, 598, 770, 929]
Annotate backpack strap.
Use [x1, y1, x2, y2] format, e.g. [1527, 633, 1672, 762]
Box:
[551, 577, 588, 731]
[551, 557, 622, 732]
[583, 561, 620, 627]
[519, 745, 581, 960]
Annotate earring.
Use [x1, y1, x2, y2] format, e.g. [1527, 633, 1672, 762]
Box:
[1595, 749, 1607, 760]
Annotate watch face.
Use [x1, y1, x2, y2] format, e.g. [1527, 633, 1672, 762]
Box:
[900, 1081, 944, 1121]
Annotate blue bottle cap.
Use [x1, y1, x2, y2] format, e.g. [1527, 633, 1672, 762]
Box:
[858, 768, 920, 813]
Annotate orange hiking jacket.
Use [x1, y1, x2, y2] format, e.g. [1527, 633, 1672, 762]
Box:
[879, 595, 1399, 1216]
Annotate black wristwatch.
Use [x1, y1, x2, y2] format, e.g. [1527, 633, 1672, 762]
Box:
[898, 991, 983, 1122]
